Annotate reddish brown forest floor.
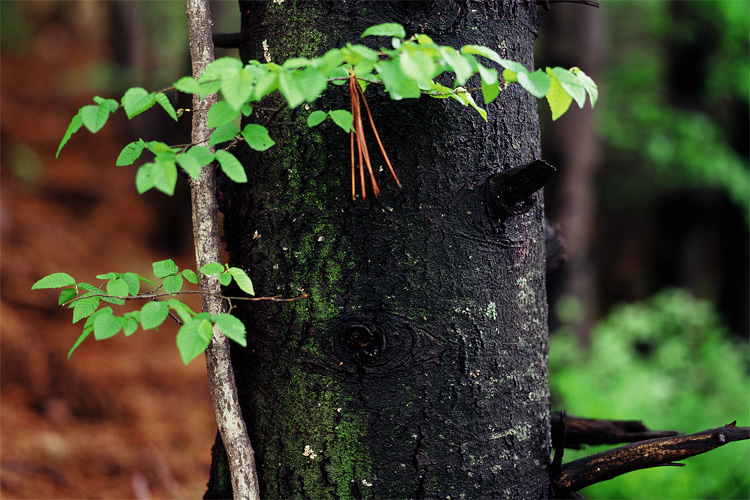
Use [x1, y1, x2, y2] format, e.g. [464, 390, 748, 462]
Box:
[1, 8, 217, 499]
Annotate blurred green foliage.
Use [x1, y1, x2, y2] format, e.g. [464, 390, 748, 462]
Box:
[550, 288, 750, 499]
[599, 0, 749, 220]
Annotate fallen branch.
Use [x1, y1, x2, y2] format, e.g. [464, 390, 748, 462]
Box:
[553, 422, 750, 494]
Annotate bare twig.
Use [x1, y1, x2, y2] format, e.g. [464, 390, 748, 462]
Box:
[553, 422, 750, 494]
[186, 1, 260, 499]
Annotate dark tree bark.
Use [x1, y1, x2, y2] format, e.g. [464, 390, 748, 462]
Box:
[207, 1, 550, 497]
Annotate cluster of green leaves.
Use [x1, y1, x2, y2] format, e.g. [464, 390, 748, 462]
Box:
[31, 259, 255, 364]
[550, 289, 750, 499]
[56, 22, 596, 197]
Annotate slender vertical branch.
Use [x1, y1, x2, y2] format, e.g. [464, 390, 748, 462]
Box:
[185, 1, 260, 499]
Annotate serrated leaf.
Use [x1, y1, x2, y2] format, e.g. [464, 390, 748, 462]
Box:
[153, 258, 179, 278]
[152, 156, 178, 196]
[517, 69, 551, 99]
[121, 272, 141, 295]
[551, 67, 586, 108]
[209, 123, 240, 146]
[77, 282, 100, 294]
[212, 313, 246, 346]
[176, 314, 213, 364]
[376, 59, 420, 99]
[57, 112, 83, 158]
[140, 301, 169, 330]
[240, 124, 275, 152]
[163, 274, 184, 294]
[135, 163, 156, 194]
[168, 298, 196, 323]
[441, 47, 474, 86]
[96, 272, 118, 280]
[116, 140, 146, 166]
[307, 110, 328, 127]
[106, 277, 129, 298]
[329, 110, 354, 134]
[68, 327, 92, 359]
[572, 68, 598, 108]
[461, 45, 502, 64]
[221, 68, 256, 111]
[32, 272, 76, 289]
[228, 267, 255, 296]
[241, 104, 253, 116]
[498, 59, 529, 75]
[186, 146, 214, 166]
[58, 288, 77, 305]
[94, 307, 122, 340]
[201, 57, 242, 81]
[80, 103, 110, 133]
[252, 70, 278, 101]
[72, 295, 100, 323]
[174, 76, 201, 94]
[176, 153, 202, 180]
[122, 87, 156, 119]
[201, 262, 225, 275]
[328, 66, 350, 85]
[545, 69, 573, 121]
[182, 269, 199, 284]
[207, 100, 241, 128]
[278, 70, 306, 109]
[136, 274, 156, 286]
[93, 96, 119, 112]
[155, 92, 178, 121]
[399, 49, 437, 84]
[361, 23, 406, 38]
[215, 150, 248, 183]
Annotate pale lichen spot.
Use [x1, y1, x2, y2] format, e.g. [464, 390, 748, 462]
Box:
[486, 301, 498, 320]
[361, 479, 373, 487]
[303, 444, 317, 460]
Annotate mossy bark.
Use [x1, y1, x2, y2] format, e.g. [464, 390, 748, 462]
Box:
[206, 1, 550, 497]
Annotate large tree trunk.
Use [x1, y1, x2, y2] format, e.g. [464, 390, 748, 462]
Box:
[207, 1, 550, 497]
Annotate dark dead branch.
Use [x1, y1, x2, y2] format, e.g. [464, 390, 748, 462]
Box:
[552, 422, 750, 494]
[551, 412, 680, 449]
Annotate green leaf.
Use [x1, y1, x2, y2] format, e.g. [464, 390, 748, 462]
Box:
[106, 277, 129, 298]
[498, 59, 529, 75]
[32, 273, 76, 289]
[176, 314, 213, 364]
[185, 146, 214, 166]
[240, 124, 275, 152]
[152, 156, 178, 196]
[477, 64, 499, 104]
[328, 66, 350, 85]
[207, 100, 241, 128]
[228, 267, 255, 296]
[218, 271, 232, 286]
[122, 313, 139, 336]
[278, 70, 306, 109]
[174, 76, 201, 94]
[221, 68, 256, 110]
[136, 274, 156, 286]
[80, 103, 110, 133]
[57, 112, 83, 158]
[215, 150, 248, 183]
[209, 123, 240, 146]
[182, 269, 199, 284]
[135, 163, 156, 193]
[155, 92, 178, 121]
[461, 45, 503, 64]
[252, 70, 278, 101]
[517, 69, 551, 99]
[201, 262, 225, 275]
[168, 298, 196, 323]
[545, 68, 573, 121]
[146, 141, 178, 155]
[72, 295, 100, 323]
[176, 153, 202, 180]
[122, 87, 156, 119]
[571, 67, 598, 108]
[361, 23, 406, 39]
[212, 313, 247, 346]
[376, 59, 420, 99]
[551, 67, 586, 108]
[441, 47, 474, 86]
[329, 109, 353, 133]
[68, 325, 92, 359]
[116, 140, 146, 166]
[201, 57, 242, 81]
[241, 104, 253, 117]
[93, 96, 119, 113]
[122, 272, 141, 295]
[140, 301, 169, 330]
[153, 258, 179, 278]
[58, 288, 77, 305]
[163, 274, 184, 294]
[94, 307, 122, 340]
[295, 67, 328, 102]
[307, 110, 328, 127]
[399, 49, 437, 85]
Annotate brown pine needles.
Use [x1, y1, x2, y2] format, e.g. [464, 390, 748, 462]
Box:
[348, 68, 401, 200]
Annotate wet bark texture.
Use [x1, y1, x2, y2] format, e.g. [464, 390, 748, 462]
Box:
[207, 1, 550, 497]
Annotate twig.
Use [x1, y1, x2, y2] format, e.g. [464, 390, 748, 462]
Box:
[551, 412, 679, 449]
[63, 290, 308, 307]
[552, 422, 750, 494]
